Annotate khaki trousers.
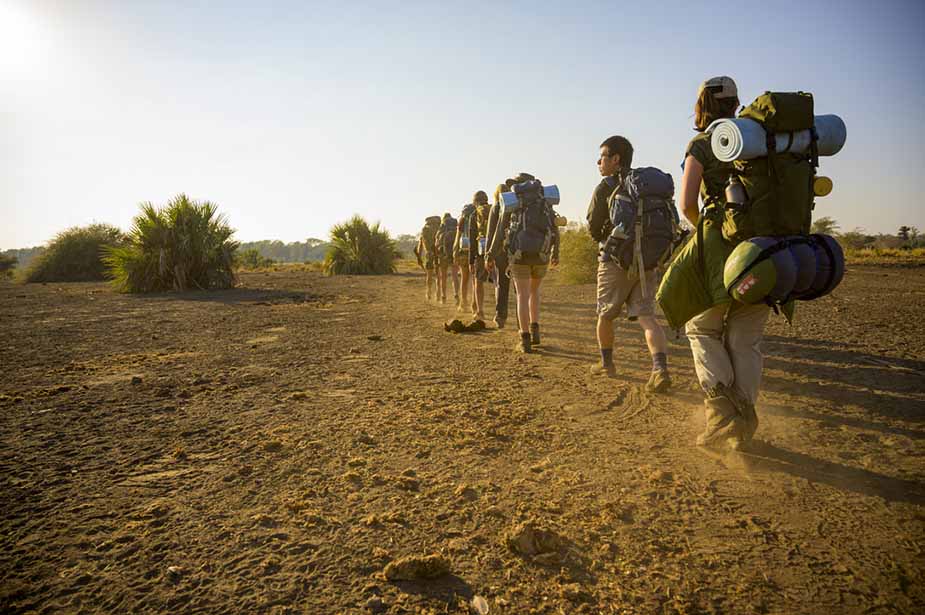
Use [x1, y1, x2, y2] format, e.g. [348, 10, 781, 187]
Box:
[686, 302, 771, 405]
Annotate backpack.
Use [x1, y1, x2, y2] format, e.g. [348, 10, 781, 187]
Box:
[435, 216, 457, 261]
[420, 216, 441, 256]
[723, 91, 817, 244]
[505, 180, 555, 265]
[603, 167, 678, 292]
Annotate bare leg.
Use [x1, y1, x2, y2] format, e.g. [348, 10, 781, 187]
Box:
[512, 275, 531, 334]
[637, 315, 667, 357]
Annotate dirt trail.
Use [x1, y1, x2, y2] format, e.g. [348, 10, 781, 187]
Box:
[1, 266, 923, 614]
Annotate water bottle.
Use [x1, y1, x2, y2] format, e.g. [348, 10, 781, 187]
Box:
[725, 174, 747, 206]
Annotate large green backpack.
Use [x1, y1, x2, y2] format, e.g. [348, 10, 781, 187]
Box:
[723, 91, 817, 244]
[421, 216, 441, 255]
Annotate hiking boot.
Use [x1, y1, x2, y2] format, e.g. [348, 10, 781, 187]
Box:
[494, 316, 506, 329]
[530, 322, 541, 345]
[589, 362, 617, 377]
[518, 332, 532, 354]
[645, 369, 672, 394]
[440, 294, 447, 305]
[696, 395, 745, 448]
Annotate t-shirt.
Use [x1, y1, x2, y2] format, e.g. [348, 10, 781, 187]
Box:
[586, 174, 621, 243]
[685, 132, 734, 206]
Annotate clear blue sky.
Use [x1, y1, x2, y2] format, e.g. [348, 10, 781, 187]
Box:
[2, 0, 923, 249]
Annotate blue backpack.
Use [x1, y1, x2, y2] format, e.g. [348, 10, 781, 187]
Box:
[603, 167, 679, 273]
[505, 180, 555, 265]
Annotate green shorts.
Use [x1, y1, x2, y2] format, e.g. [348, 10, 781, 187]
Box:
[509, 263, 548, 279]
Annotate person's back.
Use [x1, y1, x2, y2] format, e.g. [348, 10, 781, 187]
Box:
[416, 216, 441, 301]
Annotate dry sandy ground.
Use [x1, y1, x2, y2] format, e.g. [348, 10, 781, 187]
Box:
[1, 265, 923, 614]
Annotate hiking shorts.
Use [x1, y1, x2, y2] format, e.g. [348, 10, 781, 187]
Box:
[596, 260, 656, 321]
[510, 263, 548, 279]
[454, 252, 469, 267]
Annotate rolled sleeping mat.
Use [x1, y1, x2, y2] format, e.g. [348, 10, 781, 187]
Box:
[710, 115, 847, 162]
[796, 234, 845, 300]
[724, 237, 798, 305]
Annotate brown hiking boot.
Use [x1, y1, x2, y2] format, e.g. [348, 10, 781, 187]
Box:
[589, 363, 617, 377]
[518, 332, 532, 354]
[645, 369, 671, 394]
[530, 322, 540, 345]
[696, 395, 745, 449]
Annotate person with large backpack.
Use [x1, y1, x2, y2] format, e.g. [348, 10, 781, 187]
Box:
[466, 190, 492, 321]
[434, 212, 459, 305]
[659, 76, 767, 449]
[487, 172, 559, 353]
[413, 215, 441, 301]
[486, 180, 516, 328]
[586, 136, 673, 392]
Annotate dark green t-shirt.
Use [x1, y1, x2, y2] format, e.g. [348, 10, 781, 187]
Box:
[686, 132, 733, 206]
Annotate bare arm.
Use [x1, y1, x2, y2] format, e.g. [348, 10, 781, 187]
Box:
[679, 155, 703, 227]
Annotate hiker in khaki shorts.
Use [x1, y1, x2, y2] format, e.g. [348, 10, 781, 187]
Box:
[586, 136, 671, 392]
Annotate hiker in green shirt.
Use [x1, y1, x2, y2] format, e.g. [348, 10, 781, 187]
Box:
[672, 76, 766, 449]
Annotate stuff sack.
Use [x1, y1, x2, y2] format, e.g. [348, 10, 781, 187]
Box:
[602, 167, 678, 271]
[505, 180, 555, 265]
[723, 234, 844, 305]
[458, 204, 475, 252]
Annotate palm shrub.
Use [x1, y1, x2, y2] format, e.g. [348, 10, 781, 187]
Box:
[104, 194, 238, 292]
[323, 215, 400, 275]
[236, 248, 275, 269]
[22, 224, 126, 283]
[558, 226, 599, 284]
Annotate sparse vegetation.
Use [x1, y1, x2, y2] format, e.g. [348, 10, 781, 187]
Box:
[236, 248, 276, 270]
[104, 194, 238, 293]
[323, 215, 400, 275]
[21, 224, 126, 283]
[0, 254, 17, 279]
[557, 226, 598, 284]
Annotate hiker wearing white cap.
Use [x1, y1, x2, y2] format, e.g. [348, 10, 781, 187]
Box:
[671, 75, 768, 449]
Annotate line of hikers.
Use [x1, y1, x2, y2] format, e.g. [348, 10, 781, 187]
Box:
[414, 173, 560, 354]
[414, 76, 846, 451]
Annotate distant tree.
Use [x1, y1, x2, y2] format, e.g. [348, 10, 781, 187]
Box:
[236, 248, 275, 269]
[898, 225, 912, 242]
[811, 216, 840, 235]
[838, 227, 874, 250]
[911, 227, 920, 246]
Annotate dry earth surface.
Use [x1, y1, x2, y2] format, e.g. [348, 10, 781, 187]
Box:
[1, 264, 923, 614]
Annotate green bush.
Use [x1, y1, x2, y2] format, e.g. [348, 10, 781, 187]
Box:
[0, 254, 17, 279]
[104, 194, 238, 293]
[558, 226, 598, 284]
[323, 215, 400, 275]
[236, 248, 276, 269]
[22, 224, 126, 283]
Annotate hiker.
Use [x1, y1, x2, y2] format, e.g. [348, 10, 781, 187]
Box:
[414, 216, 441, 301]
[488, 173, 559, 353]
[485, 181, 515, 328]
[453, 198, 478, 313]
[466, 190, 492, 321]
[434, 212, 460, 305]
[586, 136, 673, 392]
[661, 76, 766, 448]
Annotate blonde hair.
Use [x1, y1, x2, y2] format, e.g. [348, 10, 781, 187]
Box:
[694, 88, 739, 132]
[472, 190, 488, 205]
[493, 183, 510, 205]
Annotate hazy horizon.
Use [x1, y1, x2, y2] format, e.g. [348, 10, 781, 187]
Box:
[3, 0, 924, 250]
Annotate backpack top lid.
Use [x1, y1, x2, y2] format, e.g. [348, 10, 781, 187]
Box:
[425, 215, 441, 226]
[441, 216, 457, 230]
[739, 91, 814, 133]
[623, 167, 674, 201]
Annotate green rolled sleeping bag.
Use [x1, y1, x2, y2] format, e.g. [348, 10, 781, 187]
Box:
[724, 234, 844, 305]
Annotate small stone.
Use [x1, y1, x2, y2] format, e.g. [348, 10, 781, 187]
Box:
[131, 376, 142, 385]
[364, 596, 386, 613]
